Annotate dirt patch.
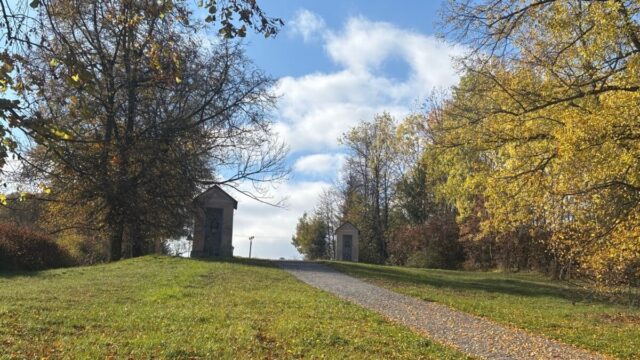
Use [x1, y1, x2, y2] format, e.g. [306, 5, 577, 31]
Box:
[599, 313, 640, 325]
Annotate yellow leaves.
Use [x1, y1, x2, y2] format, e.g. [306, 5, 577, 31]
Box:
[37, 183, 52, 195]
[50, 127, 73, 140]
[175, 76, 182, 84]
[49, 58, 59, 67]
[0, 194, 6, 206]
[13, 80, 27, 93]
[437, 55, 640, 285]
[71, 74, 80, 83]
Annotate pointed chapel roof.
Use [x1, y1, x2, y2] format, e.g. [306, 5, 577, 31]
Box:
[194, 185, 238, 209]
[335, 222, 359, 233]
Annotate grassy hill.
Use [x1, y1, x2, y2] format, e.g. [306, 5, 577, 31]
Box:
[327, 261, 640, 359]
[0, 256, 466, 359]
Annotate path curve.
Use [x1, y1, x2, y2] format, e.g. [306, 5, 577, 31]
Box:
[278, 261, 606, 360]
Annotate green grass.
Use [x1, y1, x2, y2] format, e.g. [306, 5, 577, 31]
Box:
[0, 256, 467, 359]
[326, 261, 640, 359]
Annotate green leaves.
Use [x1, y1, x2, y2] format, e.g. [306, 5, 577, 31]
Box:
[292, 212, 330, 260]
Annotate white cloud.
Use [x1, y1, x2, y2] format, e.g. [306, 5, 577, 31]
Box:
[276, 15, 465, 153]
[293, 153, 345, 176]
[227, 181, 329, 259]
[2, 155, 20, 173]
[289, 9, 326, 43]
[1, 155, 23, 193]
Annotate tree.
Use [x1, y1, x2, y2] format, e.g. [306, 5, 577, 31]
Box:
[314, 187, 342, 259]
[291, 212, 329, 260]
[440, 0, 640, 283]
[339, 113, 400, 263]
[5, 0, 287, 260]
[0, 0, 283, 189]
[386, 109, 464, 269]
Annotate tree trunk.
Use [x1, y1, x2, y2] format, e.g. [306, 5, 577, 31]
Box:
[131, 221, 145, 257]
[109, 221, 124, 261]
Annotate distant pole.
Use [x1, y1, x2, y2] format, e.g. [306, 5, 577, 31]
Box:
[249, 236, 255, 258]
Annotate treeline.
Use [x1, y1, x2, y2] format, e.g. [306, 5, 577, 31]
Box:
[294, 0, 640, 289]
[292, 113, 464, 269]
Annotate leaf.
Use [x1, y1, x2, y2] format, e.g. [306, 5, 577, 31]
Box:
[50, 127, 73, 140]
[238, 25, 246, 38]
[175, 76, 182, 84]
[49, 58, 59, 67]
[71, 74, 80, 82]
[29, 0, 40, 9]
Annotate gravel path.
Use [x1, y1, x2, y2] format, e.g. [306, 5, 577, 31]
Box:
[277, 261, 606, 360]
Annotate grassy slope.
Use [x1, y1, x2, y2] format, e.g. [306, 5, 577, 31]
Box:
[0, 256, 467, 359]
[327, 261, 640, 359]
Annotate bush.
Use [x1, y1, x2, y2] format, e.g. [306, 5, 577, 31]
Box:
[388, 215, 463, 270]
[0, 223, 76, 271]
[57, 232, 109, 265]
[406, 250, 449, 269]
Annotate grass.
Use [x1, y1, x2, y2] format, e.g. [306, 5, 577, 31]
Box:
[0, 256, 467, 359]
[326, 261, 640, 359]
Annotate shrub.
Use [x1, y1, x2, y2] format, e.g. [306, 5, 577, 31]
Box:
[0, 222, 75, 271]
[388, 215, 463, 270]
[406, 250, 449, 269]
[57, 232, 109, 265]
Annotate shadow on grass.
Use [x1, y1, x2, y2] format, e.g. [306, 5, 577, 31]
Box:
[326, 261, 606, 305]
[0, 269, 46, 279]
[186, 255, 277, 269]
[0, 255, 277, 279]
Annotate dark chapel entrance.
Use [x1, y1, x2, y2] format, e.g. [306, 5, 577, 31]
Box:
[204, 208, 224, 256]
[342, 235, 353, 261]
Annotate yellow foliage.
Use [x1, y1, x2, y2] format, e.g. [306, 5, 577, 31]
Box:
[435, 0, 640, 285]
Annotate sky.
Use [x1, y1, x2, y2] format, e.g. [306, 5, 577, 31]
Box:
[224, 1, 465, 259]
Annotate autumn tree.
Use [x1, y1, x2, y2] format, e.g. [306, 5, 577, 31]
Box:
[291, 212, 329, 260]
[339, 113, 400, 263]
[441, 0, 640, 284]
[313, 187, 342, 259]
[0, 0, 282, 187]
[380, 105, 463, 269]
[3, 0, 287, 260]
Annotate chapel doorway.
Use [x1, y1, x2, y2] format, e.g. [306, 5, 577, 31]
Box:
[204, 208, 223, 256]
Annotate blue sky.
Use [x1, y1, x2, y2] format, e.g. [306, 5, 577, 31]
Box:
[226, 1, 464, 259]
[243, 1, 444, 78]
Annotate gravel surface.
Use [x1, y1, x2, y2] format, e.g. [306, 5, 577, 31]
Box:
[277, 261, 606, 360]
